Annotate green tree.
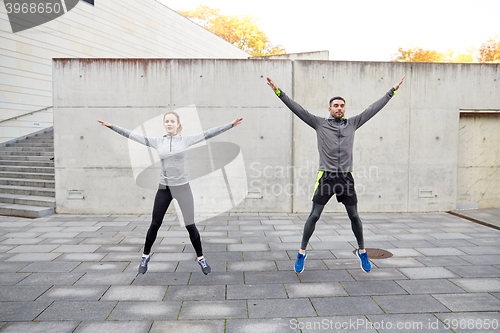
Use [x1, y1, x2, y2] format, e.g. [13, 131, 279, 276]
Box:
[177, 5, 285, 56]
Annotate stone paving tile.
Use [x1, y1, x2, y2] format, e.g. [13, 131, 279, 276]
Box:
[0, 261, 30, 272]
[446, 265, 500, 278]
[107, 301, 181, 320]
[285, 282, 348, 298]
[164, 285, 225, 301]
[399, 267, 459, 279]
[71, 262, 130, 273]
[150, 320, 225, 333]
[132, 272, 190, 286]
[347, 268, 408, 281]
[370, 257, 426, 268]
[432, 293, 500, 312]
[297, 269, 354, 283]
[75, 272, 137, 286]
[35, 301, 117, 321]
[311, 296, 383, 316]
[176, 259, 227, 273]
[248, 298, 316, 318]
[6, 253, 61, 261]
[373, 295, 450, 314]
[434, 312, 500, 333]
[228, 243, 269, 252]
[227, 283, 288, 299]
[0, 321, 79, 333]
[449, 278, 500, 292]
[296, 315, 375, 333]
[341, 280, 408, 296]
[366, 314, 453, 332]
[396, 279, 466, 294]
[179, 300, 247, 319]
[415, 256, 472, 267]
[244, 271, 300, 284]
[54, 253, 106, 261]
[0, 285, 51, 301]
[0, 301, 52, 321]
[188, 271, 244, 285]
[277, 259, 327, 271]
[101, 286, 167, 301]
[243, 251, 289, 261]
[16, 272, 85, 286]
[227, 318, 300, 333]
[74, 321, 152, 333]
[461, 255, 500, 265]
[228, 260, 277, 272]
[0, 272, 30, 285]
[36, 286, 109, 301]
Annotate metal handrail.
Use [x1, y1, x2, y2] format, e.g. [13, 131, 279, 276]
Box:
[0, 106, 53, 124]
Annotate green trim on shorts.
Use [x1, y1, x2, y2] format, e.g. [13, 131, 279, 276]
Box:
[311, 170, 324, 200]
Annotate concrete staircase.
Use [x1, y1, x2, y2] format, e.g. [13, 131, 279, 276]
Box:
[0, 128, 55, 218]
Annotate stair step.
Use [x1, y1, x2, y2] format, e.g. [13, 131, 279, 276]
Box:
[0, 171, 54, 180]
[6, 143, 53, 147]
[1, 147, 54, 152]
[0, 156, 53, 161]
[0, 185, 55, 197]
[0, 178, 55, 188]
[0, 160, 54, 167]
[0, 193, 55, 207]
[0, 203, 54, 218]
[0, 166, 54, 174]
[0, 151, 53, 156]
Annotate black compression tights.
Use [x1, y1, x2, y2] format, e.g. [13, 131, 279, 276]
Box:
[300, 203, 365, 250]
[143, 184, 203, 257]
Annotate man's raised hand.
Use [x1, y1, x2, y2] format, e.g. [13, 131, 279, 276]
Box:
[394, 75, 406, 90]
[267, 77, 278, 91]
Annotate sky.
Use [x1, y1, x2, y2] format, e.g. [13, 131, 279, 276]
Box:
[157, 0, 500, 61]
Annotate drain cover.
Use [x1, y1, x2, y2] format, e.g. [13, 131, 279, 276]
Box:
[352, 248, 393, 259]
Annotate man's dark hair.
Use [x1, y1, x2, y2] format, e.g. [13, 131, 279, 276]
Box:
[329, 96, 345, 107]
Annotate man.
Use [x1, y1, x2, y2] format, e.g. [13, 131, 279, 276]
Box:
[267, 75, 405, 273]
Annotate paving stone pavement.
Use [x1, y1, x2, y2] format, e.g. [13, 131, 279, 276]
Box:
[1, 209, 500, 332]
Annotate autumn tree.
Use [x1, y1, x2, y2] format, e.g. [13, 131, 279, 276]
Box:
[478, 36, 500, 63]
[392, 47, 446, 62]
[177, 5, 285, 56]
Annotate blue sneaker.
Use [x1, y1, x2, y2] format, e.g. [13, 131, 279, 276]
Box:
[294, 251, 307, 273]
[356, 249, 371, 273]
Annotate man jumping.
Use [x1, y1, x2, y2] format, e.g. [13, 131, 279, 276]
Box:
[267, 75, 405, 273]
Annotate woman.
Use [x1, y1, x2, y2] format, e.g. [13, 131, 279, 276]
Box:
[98, 112, 242, 275]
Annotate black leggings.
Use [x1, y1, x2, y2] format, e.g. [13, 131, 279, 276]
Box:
[143, 183, 202, 257]
[300, 203, 365, 250]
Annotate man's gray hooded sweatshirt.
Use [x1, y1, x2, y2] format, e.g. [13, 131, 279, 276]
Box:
[276, 88, 396, 173]
[110, 123, 232, 186]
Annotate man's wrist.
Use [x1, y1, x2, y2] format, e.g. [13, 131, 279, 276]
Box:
[274, 88, 281, 97]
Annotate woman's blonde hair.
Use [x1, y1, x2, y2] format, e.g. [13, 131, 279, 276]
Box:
[164, 112, 182, 134]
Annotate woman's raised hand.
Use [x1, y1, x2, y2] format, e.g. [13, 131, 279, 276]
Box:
[97, 120, 112, 128]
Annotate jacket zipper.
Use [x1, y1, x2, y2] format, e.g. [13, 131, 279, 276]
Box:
[170, 136, 172, 152]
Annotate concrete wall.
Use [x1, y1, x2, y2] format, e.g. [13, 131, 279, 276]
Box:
[458, 115, 500, 208]
[0, 0, 249, 143]
[53, 58, 500, 214]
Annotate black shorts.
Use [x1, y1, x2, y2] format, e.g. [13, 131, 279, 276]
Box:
[311, 171, 358, 206]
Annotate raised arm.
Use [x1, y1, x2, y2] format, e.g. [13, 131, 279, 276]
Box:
[97, 120, 158, 148]
[267, 77, 320, 129]
[351, 75, 406, 129]
[184, 118, 242, 147]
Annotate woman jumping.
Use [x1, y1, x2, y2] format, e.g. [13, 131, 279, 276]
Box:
[98, 113, 242, 275]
